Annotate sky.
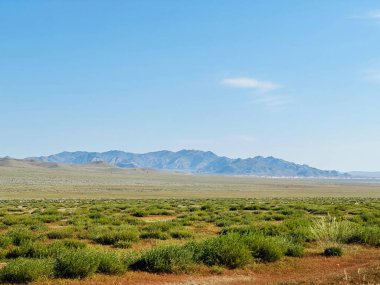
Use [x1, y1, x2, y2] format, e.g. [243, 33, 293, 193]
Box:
[1, 0, 380, 172]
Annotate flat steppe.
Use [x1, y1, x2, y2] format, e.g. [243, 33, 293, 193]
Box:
[0, 158, 379, 199]
[0, 159, 379, 284]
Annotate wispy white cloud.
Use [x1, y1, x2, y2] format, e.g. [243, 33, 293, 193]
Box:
[364, 70, 380, 81]
[251, 94, 290, 110]
[351, 9, 380, 20]
[221, 76, 289, 110]
[368, 9, 380, 19]
[222, 77, 280, 92]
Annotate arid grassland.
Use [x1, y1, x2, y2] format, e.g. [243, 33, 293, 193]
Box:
[0, 159, 380, 199]
[0, 198, 379, 284]
[0, 161, 379, 284]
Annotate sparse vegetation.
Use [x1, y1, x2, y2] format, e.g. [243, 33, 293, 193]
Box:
[0, 196, 378, 282]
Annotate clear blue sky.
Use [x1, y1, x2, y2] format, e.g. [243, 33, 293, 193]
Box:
[1, 0, 379, 171]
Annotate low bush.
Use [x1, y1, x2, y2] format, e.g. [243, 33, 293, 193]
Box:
[60, 239, 87, 249]
[243, 234, 286, 262]
[7, 229, 35, 246]
[47, 228, 74, 239]
[347, 226, 380, 246]
[131, 211, 147, 217]
[0, 258, 54, 283]
[2, 216, 40, 226]
[221, 223, 287, 237]
[6, 242, 49, 259]
[92, 228, 139, 245]
[285, 243, 304, 257]
[122, 251, 140, 269]
[196, 233, 251, 269]
[283, 218, 312, 243]
[54, 250, 100, 279]
[97, 252, 126, 275]
[132, 245, 194, 273]
[360, 226, 380, 246]
[169, 229, 193, 239]
[140, 230, 170, 240]
[0, 236, 11, 248]
[323, 246, 343, 257]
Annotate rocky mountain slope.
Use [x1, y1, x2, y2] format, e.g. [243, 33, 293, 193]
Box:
[27, 150, 347, 177]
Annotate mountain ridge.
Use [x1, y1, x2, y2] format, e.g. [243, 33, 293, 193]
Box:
[26, 149, 348, 178]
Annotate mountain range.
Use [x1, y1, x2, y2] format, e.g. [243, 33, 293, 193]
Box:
[27, 150, 347, 178]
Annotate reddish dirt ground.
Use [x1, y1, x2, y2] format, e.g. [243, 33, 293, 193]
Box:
[37, 245, 380, 285]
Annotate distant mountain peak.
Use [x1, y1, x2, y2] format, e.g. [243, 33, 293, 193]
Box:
[27, 149, 348, 178]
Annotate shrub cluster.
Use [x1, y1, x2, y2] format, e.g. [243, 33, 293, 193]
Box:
[0, 198, 378, 283]
[193, 233, 251, 269]
[91, 227, 139, 246]
[243, 234, 287, 262]
[132, 245, 194, 273]
[54, 250, 100, 278]
[0, 258, 54, 283]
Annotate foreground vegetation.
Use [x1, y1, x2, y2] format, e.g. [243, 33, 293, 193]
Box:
[0, 198, 378, 283]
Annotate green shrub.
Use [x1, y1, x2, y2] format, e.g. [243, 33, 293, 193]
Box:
[140, 230, 170, 240]
[54, 250, 100, 279]
[323, 246, 343, 257]
[122, 251, 140, 269]
[221, 223, 287, 237]
[47, 228, 74, 239]
[97, 252, 126, 275]
[92, 228, 139, 245]
[170, 229, 193, 239]
[348, 226, 380, 246]
[46, 242, 70, 257]
[7, 229, 35, 246]
[361, 226, 380, 246]
[133, 245, 194, 273]
[6, 242, 50, 259]
[0, 249, 7, 260]
[243, 234, 286, 262]
[2, 216, 40, 226]
[61, 239, 87, 249]
[197, 233, 251, 268]
[285, 243, 304, 257]
[0, 236, 11, 248]
[132, 211, 147, 217]
[0, 258, 54, 283]
[283, 218, 312, 243]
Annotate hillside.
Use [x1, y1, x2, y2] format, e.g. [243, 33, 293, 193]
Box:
[27, 150, 347, 177]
